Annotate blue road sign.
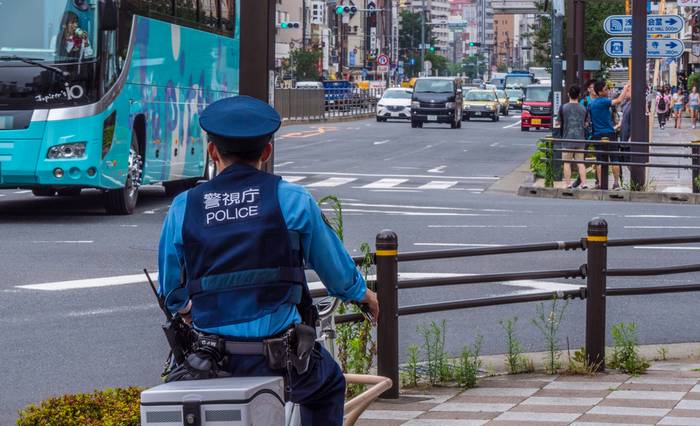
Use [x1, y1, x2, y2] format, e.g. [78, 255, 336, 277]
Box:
[604, 37, 686, 58]
[603, 14, 684, 35]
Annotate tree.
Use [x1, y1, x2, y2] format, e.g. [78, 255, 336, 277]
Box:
[497, 63, 509, 73]
[462, 54, 487, 80]
[289, 49, 322, 81]
[525, 0, 625, 72]
[399, 10, 437, 77]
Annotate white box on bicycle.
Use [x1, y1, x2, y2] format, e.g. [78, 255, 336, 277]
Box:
[140, 376, 285, 426]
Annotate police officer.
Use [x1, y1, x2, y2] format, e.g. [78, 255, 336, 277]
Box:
[158, 95, 380, 425]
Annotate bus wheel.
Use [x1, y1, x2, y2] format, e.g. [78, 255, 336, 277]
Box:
[104, 133, 142, 215]
[32, 188, 56, 197]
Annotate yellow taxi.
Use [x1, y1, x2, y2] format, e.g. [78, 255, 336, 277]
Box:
[495, 89, 510, 116]
[462, 89, 500, 122]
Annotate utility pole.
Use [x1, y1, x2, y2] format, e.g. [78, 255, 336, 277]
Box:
[574, 0, 585, 87]
[302, 0, 307, 49]
[420, 0, 426, 77]
[565, 0, 576, 91]
[630, 0, 648, 188]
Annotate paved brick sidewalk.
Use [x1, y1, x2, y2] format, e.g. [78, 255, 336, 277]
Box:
[358, 362, 700, 425]
[649, 121, 698, 194]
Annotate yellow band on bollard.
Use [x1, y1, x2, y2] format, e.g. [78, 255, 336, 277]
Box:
[587, 236, 608, 242]
[375, 249, 398, 256]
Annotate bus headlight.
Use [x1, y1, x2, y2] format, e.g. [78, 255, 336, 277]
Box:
[48, 142, 87, 159]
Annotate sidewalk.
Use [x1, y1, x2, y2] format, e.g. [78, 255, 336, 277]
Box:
[359, 361, 700, 425]
[649, 120, 698, 193]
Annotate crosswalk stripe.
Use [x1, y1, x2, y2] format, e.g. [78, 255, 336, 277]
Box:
[418, 181, 458, 190]
[361, 178, 409, 189]
[281, 176, 306, 183]
[14, 190, 31, 194]
[306, 177, 357, 187]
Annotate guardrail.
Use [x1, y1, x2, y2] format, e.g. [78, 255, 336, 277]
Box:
[274, 88, 384, 122]
[315, 219, 700, 398]
[539, 137, 700, 191]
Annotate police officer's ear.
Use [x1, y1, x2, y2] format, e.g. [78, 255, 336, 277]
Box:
[207, 142, 222, 165]
[259, 142, 273, 164]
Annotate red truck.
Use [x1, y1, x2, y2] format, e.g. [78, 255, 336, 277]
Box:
[521, 85, 552, 131]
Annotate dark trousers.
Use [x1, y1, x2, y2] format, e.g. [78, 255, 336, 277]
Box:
[224, 343, 345, 426]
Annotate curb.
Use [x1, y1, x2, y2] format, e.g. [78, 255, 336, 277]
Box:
[518, 185, 700, 204]
[280, 113, 374, 127]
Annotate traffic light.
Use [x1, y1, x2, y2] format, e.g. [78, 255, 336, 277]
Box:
[278, 21, 300, 29]
[335, 5, 358, 14]
[468, 42, 481, 47]
[429, 46, 436, 53]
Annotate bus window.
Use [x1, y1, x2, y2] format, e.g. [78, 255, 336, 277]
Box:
[219, 0, 234, 34]
[175, 0, 197, 23]
[199, 0, 218, 29]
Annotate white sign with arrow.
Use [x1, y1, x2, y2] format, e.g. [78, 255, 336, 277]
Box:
[678, 0, 700, 6]
[604, 38, 686, 58]
[604, 14, 684, 35]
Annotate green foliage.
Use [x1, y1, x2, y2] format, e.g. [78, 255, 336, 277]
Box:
[657, 346, 669, 361]
[500, 317, 532, 374]
[289, 48, 323, 81]
[317, 195, 376, 398]
[688, 72, 700, 92]
[461, 54, 488, 80]
[525, 0, 625, 72]
[418, 320, 451, 385]
[17, 387, 143, 426]
[608, 322, 650, 375]
[401, 344, 420, 388]
[531, 139, 554, 186]
[565, 344, 602, 375]
[497, 63, 509, 73]
[453, 335, 483, 389]
[532, 297, 569, 374]
[694, 175, 700, 193]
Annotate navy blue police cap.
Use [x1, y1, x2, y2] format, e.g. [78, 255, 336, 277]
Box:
[199, 95, 281, 152]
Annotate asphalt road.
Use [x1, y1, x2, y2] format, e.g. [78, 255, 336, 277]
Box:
[2, 114, 700, 422]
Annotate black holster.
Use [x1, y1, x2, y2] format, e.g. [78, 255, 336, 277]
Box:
[264, 323, 316, 375]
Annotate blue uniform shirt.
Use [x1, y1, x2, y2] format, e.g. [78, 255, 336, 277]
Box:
[158, 179, 368, 339]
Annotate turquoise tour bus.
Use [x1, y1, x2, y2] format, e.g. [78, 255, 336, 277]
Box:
[0, 0, 238, 214]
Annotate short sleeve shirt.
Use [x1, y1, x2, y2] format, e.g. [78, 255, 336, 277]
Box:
[589, 97, 614, 137]
[561, 103, 587, 142]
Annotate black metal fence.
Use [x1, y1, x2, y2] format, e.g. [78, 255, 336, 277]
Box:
[316, 220, 700, 398]
[539, 137, 700, 192]
[274, 88, 384, 122]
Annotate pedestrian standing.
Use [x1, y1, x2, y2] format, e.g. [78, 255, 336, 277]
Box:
[672, 88, 685, 129]
[689, 86, 700, 129]
[656, 88, 670, 130]
[559, 85, 589, 189]
[589, 81, 630, 190]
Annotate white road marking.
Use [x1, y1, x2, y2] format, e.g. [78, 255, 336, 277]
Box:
[282, 171, 498, 180]
[0, 194, 5, 197]
[361, 178, 409, 189]
[16, 272, 158, 291]
[340, 202, 516, 212]
[428, 225, 527, 229]
[143, 210, 156, 214]
[307, 177, 358, 187]
[414, 243, 505, 247]
[67, 304, 157, 318]
[120, 225, 139, 228]
[275, 161, 294, 168]
[14, 190, 31, 194]
[634, 246, 700, 251]
[625, 226, 700, 229]
[324, 208, 498, 217]
[418, 181, 458, 190]
[428, 165, 447, 173]
[31, 240, 93, 244]
[369, 189, 424, 193]
[625, 215, 700, 219]
[503, 120, 522, 129]
[490, 142, 499, 147]
[281, 175, 306, 183]
[373, 139, 391, 145]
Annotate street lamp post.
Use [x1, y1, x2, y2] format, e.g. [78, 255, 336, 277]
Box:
[420, 0, 426, 77]
[630, 0, 648, 187]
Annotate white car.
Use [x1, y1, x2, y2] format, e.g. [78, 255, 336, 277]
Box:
[376, 88, 413, 121]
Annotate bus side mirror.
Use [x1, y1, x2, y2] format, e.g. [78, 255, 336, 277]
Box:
[101, 0, 118, 32]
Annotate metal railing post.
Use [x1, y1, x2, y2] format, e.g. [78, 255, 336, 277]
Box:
[692, 141, 700, 194]
[376, 230, 399, 399]
[600, 137, 610, 190]
[585, 218, 608, 371]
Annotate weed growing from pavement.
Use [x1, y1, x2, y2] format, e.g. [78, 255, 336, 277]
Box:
[453, 335, 483, 389]
[500, 317, 533, 374]
[318, 196, 376, 397]
[622, 176, 657, 192]
[531, 140, 555, 186]
[532, 297, 570, 374]
[608, 322, 649, 375]
[565, 339, 603, 376]
[418, 320, 451, 385]
[657, 346, 669, 361]
[694, 176, 700, 193]
[401, 344, 420, 388]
